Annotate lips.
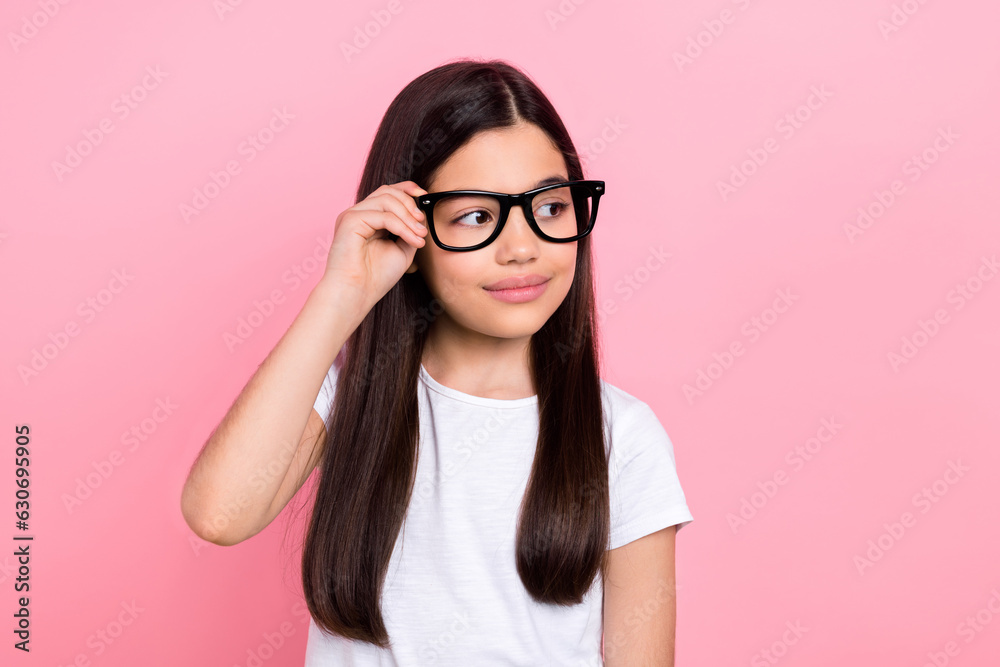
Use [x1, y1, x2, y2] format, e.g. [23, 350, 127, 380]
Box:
[484, 274, 549, 291]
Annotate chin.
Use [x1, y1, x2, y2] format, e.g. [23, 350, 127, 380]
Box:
[466, 305, 551, 340]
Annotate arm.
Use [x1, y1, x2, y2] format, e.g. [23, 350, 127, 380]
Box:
[602, 525, 678, 666]
[180, 280, 363, 546]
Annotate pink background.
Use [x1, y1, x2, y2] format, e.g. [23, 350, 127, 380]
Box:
[3, 0, 999, 665]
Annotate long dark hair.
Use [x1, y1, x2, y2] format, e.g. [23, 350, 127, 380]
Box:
[300, 58, 608, 648]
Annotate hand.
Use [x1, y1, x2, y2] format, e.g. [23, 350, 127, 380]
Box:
[318, 181, 429, 314]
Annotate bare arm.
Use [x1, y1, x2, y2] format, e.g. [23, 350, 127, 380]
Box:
[603, 525, 678, 666]
[180, 179, 429, 546]
[180, 281, 362, 546]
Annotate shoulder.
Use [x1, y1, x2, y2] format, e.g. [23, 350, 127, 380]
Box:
[598, 377, 694, 548]
[598, 376, 680, 472]
[598, 377, 664, 439]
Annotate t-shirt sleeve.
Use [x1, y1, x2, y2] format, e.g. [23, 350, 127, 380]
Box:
[311, 358, 340, 424]
[608, 399, 694, 550]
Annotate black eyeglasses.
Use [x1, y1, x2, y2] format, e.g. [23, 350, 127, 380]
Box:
[411, 180, 605, 252]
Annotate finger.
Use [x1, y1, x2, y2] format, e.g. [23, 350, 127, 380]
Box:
[356, 209, 425, 248]
[391, 180, 429, 197]
[377, 192, 428, 236]
[370, 182, 428, 211]
[382, 184, 428, 225]
[356, 188, 427, 232]
[383, 182, 429, 222]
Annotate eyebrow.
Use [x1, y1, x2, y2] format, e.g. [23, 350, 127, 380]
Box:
[533, 175, 570, 189]
[432, 175, 570, 194]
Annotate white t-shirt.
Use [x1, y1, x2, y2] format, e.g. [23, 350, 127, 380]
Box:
[303, 358, 693, 666]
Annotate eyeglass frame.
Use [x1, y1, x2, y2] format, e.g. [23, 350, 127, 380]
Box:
[410, 179, 605, 252]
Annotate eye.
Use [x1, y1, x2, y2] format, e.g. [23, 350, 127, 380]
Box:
[536, 201, 568, 219]
[452, 209, 493, 227]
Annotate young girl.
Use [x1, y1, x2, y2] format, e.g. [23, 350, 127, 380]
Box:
[181, 58, 693, 666]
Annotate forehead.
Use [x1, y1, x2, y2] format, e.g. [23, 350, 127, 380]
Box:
[428, 123, 568, 193]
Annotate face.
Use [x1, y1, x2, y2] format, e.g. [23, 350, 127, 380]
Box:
[413, 122, 578, 348]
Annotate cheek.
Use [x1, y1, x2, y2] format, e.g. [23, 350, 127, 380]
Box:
[559, 245, 579, 275]
[425, 256, 480, 305]
[564, 249, 580, 293]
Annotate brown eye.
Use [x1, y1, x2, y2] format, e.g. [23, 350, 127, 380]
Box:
[537, 202, 566, 219]
[452, 210, 493, 227]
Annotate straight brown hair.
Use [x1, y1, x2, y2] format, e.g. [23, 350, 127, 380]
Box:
[300, 58, 609, 648]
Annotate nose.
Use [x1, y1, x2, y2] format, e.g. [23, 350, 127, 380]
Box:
[494, 203, 540, 259]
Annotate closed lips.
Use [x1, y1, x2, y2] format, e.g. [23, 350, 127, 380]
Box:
[484, 275, 549, 290]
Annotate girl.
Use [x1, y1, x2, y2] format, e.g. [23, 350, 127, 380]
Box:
[181, 58, 693, 666]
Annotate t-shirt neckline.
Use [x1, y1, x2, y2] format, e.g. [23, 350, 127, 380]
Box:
[418, 363, 538, 409]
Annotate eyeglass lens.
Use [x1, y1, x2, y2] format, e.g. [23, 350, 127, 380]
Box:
[431, 184, 593, 249]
